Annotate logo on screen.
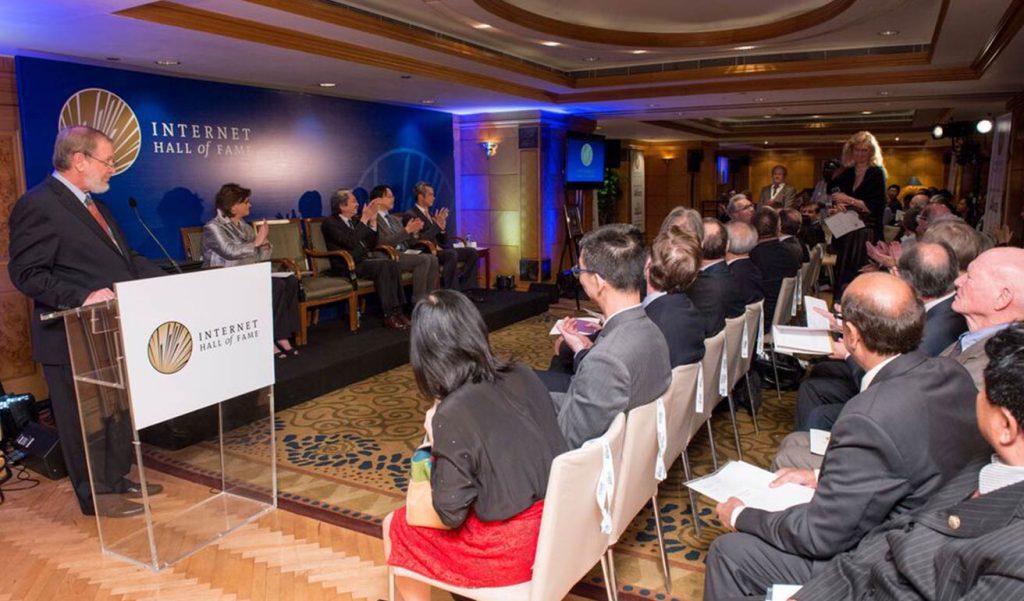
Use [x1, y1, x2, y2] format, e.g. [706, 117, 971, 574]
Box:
[59, 88, 142, 176]
[580, 143, 594, 167]
[147, 321, 193, 375]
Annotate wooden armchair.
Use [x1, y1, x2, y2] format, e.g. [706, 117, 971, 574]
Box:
[180, 226, 204, 262]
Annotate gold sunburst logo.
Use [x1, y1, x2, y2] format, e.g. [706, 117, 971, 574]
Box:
[59, 88, 141, 176]
[147, 321, 193, 375]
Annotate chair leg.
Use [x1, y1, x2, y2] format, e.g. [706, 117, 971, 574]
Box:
[726, 395, 744, 462]
[771, 350, 783, 402]
[681, 450, 702, 537]
[745, 371, 760, 434]
[650, 495, 672, 593]
[298, 306, 309, 346]
[602, 550, 619, 601]
[348, 298, 359, 331]
[706, 420, 719, 470]
[387, 567, 396, 601]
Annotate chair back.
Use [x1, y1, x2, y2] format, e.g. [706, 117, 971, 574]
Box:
[742, 301, 764, 374]
[724, 315, 746, 391]
[663, 362, 701, 462]
[303, 217, 333, 275]
[266, 219, 308, 271]
[530, 414, 626, 601]
[691, 329, 726, 438]
[609, 399, 666, 543]
[180, 226, 204, 262]
[772, 276, 797, 328]
[807, 245, 823, 295]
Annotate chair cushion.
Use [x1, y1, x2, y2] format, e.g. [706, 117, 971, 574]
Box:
[302, 276, 353, 299]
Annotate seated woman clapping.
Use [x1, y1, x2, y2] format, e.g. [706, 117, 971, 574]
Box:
[202, 183, 300, 358]
[386, 290, 568, 600]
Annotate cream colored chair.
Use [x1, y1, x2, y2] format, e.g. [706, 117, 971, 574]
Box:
[690, 329, 726, 470]
[763, 276, 798, 401]
[385, 414, 626, 601]
[721, 315, 747, 461]
[806, 244, 823, 296]
[661, 362, 702, 536]
[736, 301, 765, 433]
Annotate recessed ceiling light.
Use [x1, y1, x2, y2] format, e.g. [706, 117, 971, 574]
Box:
[764, 140, 769, 145]
[895, 136, 901, 141]
[878, 30, 900, 36]
[105, 57, 121, 62]
[473, 23, 492, 29]
[541, 41, 562, 47]
[631, 50, 648, 55]
[648, 103, 659, 108]
[878, 90, 892, 96]
[734, 45, 756, 51]
[319, 82, 336, 87]
[811, 115, 822, 119]
[155, 59, 180, 66]
[400, 75, 412, 80]
[762, 115, 773, 119]
[754, 97, 765, 102]
[583, 56, 600, 62]
[420, 98, 436, 105]
[861, 110, 873, 115]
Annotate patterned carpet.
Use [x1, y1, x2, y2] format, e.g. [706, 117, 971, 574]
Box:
[145, 304, 798, 601]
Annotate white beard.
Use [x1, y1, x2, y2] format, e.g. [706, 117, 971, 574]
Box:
[85, 172, 110, 194]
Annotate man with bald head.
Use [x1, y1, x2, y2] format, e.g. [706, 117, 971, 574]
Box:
[704, 272, 987, 601]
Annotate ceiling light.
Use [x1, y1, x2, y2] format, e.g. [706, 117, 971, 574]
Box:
[763, 140, 769, 145]
[473, 23, 492, 29]
[648, 103, 659, 108]
[878, 30, 900, 36]
[541, 41, 562, 47]
[811, 115, 821, 119]
[861, 110, 873, 115]
[895, 136, 901, 141]
[762, 115, 772, 119]
[631, 50, 648, 55]
[878, 90, 892, 96]
[932, 125, 944, 139]
[754, 97, 765, 102]
[976, 118, 993, 134]
[318, 82, 336, 87]
[583, 56, 599, 62]
[155, 59, 180, 66]
[420, 98, 436, 105]
[734, 45, 756, 51]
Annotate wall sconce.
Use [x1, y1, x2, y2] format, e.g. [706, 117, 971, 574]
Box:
[481, 141, 499, 159]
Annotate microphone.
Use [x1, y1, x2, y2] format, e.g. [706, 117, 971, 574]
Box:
[129, 197, 182, 274]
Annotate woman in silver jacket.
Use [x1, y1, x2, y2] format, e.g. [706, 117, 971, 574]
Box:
[203, 183, 300, 357]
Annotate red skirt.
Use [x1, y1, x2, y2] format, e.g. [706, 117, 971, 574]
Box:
[387, 500, 544, 588]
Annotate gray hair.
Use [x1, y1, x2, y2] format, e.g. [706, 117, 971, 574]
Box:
[727, 193, 752, 215]
[659, 206, 704, 240]
[52, 125, 111, 171]
[329, 188, 355, 215]
[725, 221, 758, 255]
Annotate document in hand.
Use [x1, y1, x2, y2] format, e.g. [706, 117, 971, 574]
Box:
[809, 428, 832, 456]
[768, 584, 802, 601]
[548, 316, 601, 336]
[685, 460, 815, 512]
[824, 211, 865, 238]
[772, 325, 833, 356]
[804, 296, 832, 331]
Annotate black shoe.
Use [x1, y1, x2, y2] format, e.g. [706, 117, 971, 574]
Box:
[84, 496, 147, 518]
[120, 479, 164, 498]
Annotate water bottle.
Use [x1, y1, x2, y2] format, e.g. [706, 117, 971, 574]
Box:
[464, 233, 476, 248]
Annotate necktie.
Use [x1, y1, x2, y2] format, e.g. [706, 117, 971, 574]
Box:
[379, 214, 392, 231]
[772, 185, 779, 197]
[84, 195, 120, 251]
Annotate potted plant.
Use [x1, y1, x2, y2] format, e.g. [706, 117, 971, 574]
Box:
[598, 167, 621, 225]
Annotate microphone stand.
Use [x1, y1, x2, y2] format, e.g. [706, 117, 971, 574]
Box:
[129, 197, 182, 274]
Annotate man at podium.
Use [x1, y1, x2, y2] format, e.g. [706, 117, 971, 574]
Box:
[7, 125, 166, 517]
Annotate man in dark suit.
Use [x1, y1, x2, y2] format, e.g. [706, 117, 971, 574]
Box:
[792, 324, 1024, 601]
[725, 220, 765, 305]
[369, 185, 439, 303]
[750, 207, 800, 329]
[403, 181, 478, 292]
[779, 208, 810, 263]
[7, 126, 166, 517]
[551, 224, 671, 449]
[686, 218, 745, 337]
[757, 164, 797, 209]
[704, 273, 989, 601]
[322, 188, 409, 330]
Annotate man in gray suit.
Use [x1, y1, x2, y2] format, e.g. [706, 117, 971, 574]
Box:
[703, 272, 989, 601]
[551, 224, 671, 449]
[758, 164, 797, 209]
[369, 185, 439, 303]
[790, 323, 1024, 601]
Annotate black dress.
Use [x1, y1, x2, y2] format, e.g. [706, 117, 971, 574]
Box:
[830, 165, 886, 296]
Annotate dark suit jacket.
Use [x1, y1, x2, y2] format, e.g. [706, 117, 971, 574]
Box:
[686, 261, 745, 337]
[795, 458, 1024, 601]
[750, 238, 801, 326]
[551, 306, 671, 449]
[375, 212, 415, 250]
[322, 214, 378, 272]
[780, 235, 809, 263]
[402, 204, 447, 247]
[644, 292, 706, 367]
[728, 258, 765, 305]
[920, 295, 967, 357]
[7, 175, 164, 364]
[736, 351, 989, 560]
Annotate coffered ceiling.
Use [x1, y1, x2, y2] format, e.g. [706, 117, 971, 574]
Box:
[1, 0, 1022, 147]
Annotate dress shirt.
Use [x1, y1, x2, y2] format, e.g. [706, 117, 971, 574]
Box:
[860, 354, 900, 392]
[979, 455, 1024, 495]
[642, 290, 667, 308]
[958, 322, 1012, 354]
[51, 170, 88, 204]
[924, 291, 956, 312]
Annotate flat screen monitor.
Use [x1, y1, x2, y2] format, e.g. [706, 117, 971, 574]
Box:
[566, 134, 605, 188]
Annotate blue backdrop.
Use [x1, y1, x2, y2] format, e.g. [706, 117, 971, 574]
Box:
[16, 57, 455, 260]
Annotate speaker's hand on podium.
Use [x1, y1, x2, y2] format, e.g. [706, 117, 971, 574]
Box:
[83, 288, 115, 306]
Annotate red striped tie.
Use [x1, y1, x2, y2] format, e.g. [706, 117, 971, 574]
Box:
[85, 195, 119, 250]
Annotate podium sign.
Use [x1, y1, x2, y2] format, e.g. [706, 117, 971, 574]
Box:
[115, 263, 274, 429]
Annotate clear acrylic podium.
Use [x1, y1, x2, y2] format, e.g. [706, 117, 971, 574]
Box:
[53, 298, 277, 571]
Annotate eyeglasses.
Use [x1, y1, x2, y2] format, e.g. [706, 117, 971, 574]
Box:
[84, 152, 117, 170]
[566, 266, 602, 278]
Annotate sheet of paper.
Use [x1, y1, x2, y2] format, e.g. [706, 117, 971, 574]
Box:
[824, 211, 865, 238]
[270, 271, 295, 278]
[809, 429, 831, 456]
[768, 584, 802, 601]
[772, 325, 833, 356]
[452, 241, 465, 248]
[548, 316, 601, 336]
[403, 249, 423, 255]
[685, 461, 814, 512]
[804, 296, 831, 331]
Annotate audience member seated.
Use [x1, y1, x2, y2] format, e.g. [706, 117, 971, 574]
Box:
[798, 202, 827, 249]
[369, 185, 439, 303]
[939, 247, 1024, 389]
[643, 226, 706, 366]
[779, 207, 810, 263]
[919, 218, 988, 272]
[549, 224, 671, 449]
[385, 290, 568, 600]
[790, 324, 1024, 601]
[725, 220, 765, 305]
[794, 241, 968, 432]
[660, 205, 705, 236]
[323, 188, 409, 330]
[704, 273, 988, 601]
[202, 182, 299, 357]
[749, 206, 800, 328]
[726, 193, 755, 224]
[403, 181, 478, 292]
[690, 218, 746, 334]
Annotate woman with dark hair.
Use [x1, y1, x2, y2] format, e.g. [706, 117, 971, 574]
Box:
[202, 183, 300, 357]
[386, 290, 567, 600]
